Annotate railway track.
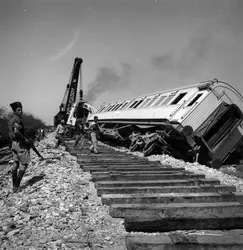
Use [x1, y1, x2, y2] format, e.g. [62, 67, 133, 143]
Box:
[65, 140, 243, 249]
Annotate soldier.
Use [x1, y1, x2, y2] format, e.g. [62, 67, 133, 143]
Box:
[89, 116, 100, 154]
[8, 102, 31, 193]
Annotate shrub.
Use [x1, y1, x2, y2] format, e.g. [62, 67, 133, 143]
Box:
[0, 106, 46, 146]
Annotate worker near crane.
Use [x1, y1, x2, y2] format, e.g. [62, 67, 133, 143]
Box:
[73, 118, 85, 148]
[55, 119, 66, 148]
[8, 102, 31, 193]
[89, 116, 100, 154]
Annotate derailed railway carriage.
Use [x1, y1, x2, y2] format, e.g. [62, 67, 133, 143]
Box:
[88, 79, 243, 168]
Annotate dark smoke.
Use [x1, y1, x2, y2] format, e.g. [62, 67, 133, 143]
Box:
[151, 22, 243, 88]
[85, 62, 133, 102]
[151, 0, 243, 88]
[151, 27, 212, 79]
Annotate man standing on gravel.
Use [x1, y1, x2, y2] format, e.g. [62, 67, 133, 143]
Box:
[55, 119, 66, 148]
[73, 118, 85, 148]
[8, 102, 31, 193]
[89, 116, 100, 154]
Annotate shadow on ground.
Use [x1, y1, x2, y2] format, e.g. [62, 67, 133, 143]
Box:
[24, 174, 45, 188]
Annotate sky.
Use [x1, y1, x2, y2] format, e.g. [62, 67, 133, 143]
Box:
[0, 0, 242, 125]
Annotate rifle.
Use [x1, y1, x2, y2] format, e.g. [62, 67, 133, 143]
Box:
[12, 124, 44, 160]
[28, 138, 44, 159]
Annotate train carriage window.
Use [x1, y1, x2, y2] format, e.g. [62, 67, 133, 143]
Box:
[96, 106, 103, 113]
[110, 103, 120, 111]
[139, 98, 152, 108]
[118, 101, 128, 110]
[98, 104, 109, 112]
[100, 107, 106, 113]
[163, 94, 176, 105]
[110, 104, 118, 111]
[102, 106, 108, 112]
[155, 95, 167, 106]
[114, 103, 122, 110]
[187, 93, 203, 106]
[120, 102, 126, 109]
[97, 106, 106, 113]
[105, 105, 113, 112]
[148, 95, 160, 107]
[129, 99, 143, 109]
[133, 99, 144, 108]
[123, 100, 134, 109]
[136, 98, 147, 108]
[107, 104, 116, 112]
[144, 98, 155, 107]
[111, 104, 118, 111]
[103, 104, 112, 112]
[128, 100, 137, 109]
[129, 101, 136, 108]
[121, 102, 129, 110]
[170, 92, 187, 105]
[113, 103, 123, 111]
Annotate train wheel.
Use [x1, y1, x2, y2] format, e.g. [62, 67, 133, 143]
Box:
[210, 158, 221, 169]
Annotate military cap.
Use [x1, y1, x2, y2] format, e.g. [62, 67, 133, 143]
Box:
[10, 102, 22, 112]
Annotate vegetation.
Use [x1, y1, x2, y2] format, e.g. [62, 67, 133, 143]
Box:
[0, 106, 46, 145]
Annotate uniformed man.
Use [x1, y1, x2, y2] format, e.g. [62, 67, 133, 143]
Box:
[89, 116, 100, 154]
[8, 102, 31, 193]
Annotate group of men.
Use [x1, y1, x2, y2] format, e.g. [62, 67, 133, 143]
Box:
[7, 101, 101, 193]
[55, 116, 100, 154]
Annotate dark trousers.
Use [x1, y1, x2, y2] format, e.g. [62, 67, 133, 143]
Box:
[55, 133, 65, 148]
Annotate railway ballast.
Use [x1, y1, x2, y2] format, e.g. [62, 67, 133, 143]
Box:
[65, 137, 243, 249]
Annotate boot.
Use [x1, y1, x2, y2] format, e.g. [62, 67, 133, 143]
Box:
[11, 170, 18, 193]
[16, 170, 25, 187]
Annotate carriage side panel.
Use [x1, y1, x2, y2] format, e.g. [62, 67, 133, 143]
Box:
[181, 92, 221, 131]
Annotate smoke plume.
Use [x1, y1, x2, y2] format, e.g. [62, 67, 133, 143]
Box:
[151, 1, 243, 90]
[85, 62, 133, 103]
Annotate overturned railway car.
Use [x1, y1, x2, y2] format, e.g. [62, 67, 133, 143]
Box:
[88, 80, 243, 168]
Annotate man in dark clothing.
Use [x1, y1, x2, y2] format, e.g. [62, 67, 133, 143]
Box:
[89, 116, 100, 154]
[55, 119, 66, 148]
[73, 119, 85, 148]
[8, 102, 31, 193]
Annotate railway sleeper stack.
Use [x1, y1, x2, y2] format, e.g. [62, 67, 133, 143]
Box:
[66, 141, 243, 250]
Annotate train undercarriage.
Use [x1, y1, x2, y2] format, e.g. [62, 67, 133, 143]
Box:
[96, 104, 243, 169]
[99, 123, 208, 166]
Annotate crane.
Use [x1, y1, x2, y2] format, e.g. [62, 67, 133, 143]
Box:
[54, 57, 83, 127]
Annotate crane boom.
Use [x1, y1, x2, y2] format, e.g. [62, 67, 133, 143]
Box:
[54, 57, 83, 126]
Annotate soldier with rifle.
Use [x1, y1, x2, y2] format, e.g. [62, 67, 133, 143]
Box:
[8, 102, 44, 193]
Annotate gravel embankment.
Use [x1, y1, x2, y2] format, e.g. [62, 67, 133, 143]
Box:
[1, 135, 243, 250]
[0, 134, 126, 250]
